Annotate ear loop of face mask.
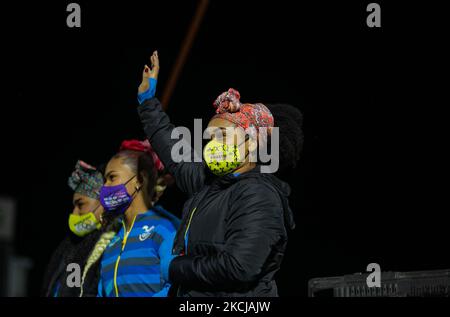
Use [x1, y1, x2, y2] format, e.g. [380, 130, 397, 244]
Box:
[90, 203, 101, 216]
[223, 134, 251, 172]
[75, 199, 103, 225]
[236, 134, 251, 162]
[124, 174, 142, 200]
[89, 203, 103, 223]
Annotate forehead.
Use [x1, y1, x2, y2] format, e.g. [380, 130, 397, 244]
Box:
[105, 156, 134, 174]
[73, 192, 96, 204]
[208, 118, 236, 128]
[207, 118, 247, 139]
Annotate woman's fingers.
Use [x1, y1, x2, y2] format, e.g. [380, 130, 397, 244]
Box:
[142, 65, 151, 78]
[149, 51, 160, 79]
[152, 50, 160, 69]
[138, 65, 151, 93]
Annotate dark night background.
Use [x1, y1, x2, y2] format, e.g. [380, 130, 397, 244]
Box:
[0, 1, 448, 297]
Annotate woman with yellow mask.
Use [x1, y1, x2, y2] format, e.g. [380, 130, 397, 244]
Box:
[42, 160, 105, 297]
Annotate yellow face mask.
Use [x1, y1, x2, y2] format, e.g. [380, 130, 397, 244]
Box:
[203, 138, 244, 176]
[68, 212, 101, 237]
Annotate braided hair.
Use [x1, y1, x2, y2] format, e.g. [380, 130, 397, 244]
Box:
[79, 144, 166, 296]
[79, 212, 121, 296]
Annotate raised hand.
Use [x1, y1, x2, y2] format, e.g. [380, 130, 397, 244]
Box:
[138, 51, 160, 94]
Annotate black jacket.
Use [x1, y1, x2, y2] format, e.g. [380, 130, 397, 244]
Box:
[138, 98, 295, 297]
[41, 231, 101, 297]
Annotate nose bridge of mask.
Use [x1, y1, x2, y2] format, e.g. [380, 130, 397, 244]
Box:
[90, 203, 101, 214]
[122, 174, 141, 197]
[124, 174, 137, 186]
[237, 135, 250, 152]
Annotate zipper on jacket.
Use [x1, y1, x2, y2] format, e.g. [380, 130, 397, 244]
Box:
[175, 207, 197, 297]
[184, 207, 197, 256]
[113, 215, 137, 297]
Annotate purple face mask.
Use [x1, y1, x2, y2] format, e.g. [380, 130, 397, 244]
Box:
[99, 175, 137, 215]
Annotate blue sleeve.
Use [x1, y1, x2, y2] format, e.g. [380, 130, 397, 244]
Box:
[97, 273, 104, 297]
[153, 229, 177, 297]
[158, 226, 177, 282]
[97, 283, 103, 297]
[138, 78, 158, 105]
[153, 225, 178, 298]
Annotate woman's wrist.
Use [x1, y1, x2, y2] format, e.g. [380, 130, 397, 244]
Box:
[138, 78, 158, 104]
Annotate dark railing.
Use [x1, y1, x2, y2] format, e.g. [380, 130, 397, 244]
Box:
[308, 269, 450, 297]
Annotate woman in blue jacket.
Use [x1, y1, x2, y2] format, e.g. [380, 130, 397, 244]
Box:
[80, 139, 179, 297]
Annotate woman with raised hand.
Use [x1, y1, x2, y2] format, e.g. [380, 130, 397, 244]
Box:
[136, 51, 304, 296]
[81, 140, 179, 297]
[42, 160, 105, 297]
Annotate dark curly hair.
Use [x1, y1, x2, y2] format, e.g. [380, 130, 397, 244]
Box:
[266, 103, 304, 172]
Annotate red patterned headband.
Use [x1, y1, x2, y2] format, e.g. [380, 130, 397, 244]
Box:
[119, 139, 165, 172]
[212, 88, 274, 134]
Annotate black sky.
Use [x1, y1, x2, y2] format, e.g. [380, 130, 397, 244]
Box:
[0, 1, 448, 296]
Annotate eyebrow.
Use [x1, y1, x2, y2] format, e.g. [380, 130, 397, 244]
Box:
[104, 170, 116, 179]
[209, 127, 228, 135]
